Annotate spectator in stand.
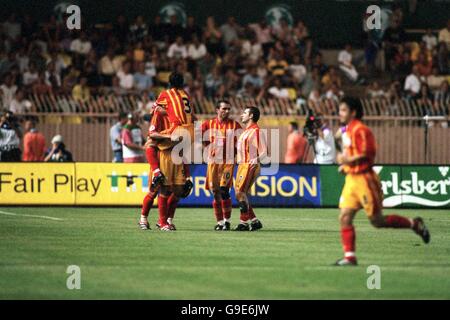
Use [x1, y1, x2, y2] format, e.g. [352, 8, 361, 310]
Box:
[22, 119, 46, 161]
[220, 16, 241, 49]
[1, 73, 17, 108]
[248, 19, 274, 56]
[404, 65, 421, 98]
[70, 31, 92, 56]
[133, 62, 152, 92]
[205, 66, 224, 98]
[267, 51, 288, 77]
[204, 16, 223, 56]
[167, 36, 188, 60]
[44, 134, 73, 162]
[99, 48, 118, 86]
[44, 61, 61, 90]
[289, 55, 307, 85]
[9, 89, 33, 113]
[110, 112, 128, 163]
[113, 15, 130, 43]
[438, 19, 450, 49]
[23, 62, 39, 87]
[383, 16, 406, 70]
[416, 52, 432, 77]
[427, 67, 446, 90]
[437, 42, 448, 74]
[184, 16, 203, 42]
[325, 82, 344, 102]
[422, 28, 438, 51]
[268, 77, 289, 99]
[0, 110, 22, 161]
[285, 121, 307, 164]
[129, 15, 148, 42]
[242, 66, 264, 89]
[321, 66, 342, 90]
[187, 34, 207, 62]
[311, 53, 328, 77]
[121, 113, 144, 163]
[366, 81, 385, 99]
[72, 76, 90, 102]
[338, 44, 362, 84]
[117, 61, 134, 91]
[241, 34, 263, 64]
[166, 15, 184, 43]
[32, 73, 53, 95]
[434, 80, 449, 106]
[2, 14, 21, 41]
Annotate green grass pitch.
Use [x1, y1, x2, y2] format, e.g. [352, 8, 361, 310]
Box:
[0, 207, 449, 299]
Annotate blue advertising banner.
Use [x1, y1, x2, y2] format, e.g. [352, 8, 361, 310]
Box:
[179, 164, 321, 207]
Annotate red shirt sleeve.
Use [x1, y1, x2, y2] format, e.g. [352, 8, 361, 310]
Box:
[122, 128, 133, 145]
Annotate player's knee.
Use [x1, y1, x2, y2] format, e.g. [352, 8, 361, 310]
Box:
[220, 187, 230, 200]
[239, 201, 248, 213]
[339, 211, 353, 226]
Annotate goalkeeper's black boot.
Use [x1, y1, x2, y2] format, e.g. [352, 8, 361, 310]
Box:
[214, 224, 224, 231]
[151, 171, 165, 189]
[250, 219, 263, 231]
[413, 217, 430, 244]
[234, 223, 250, 231]
[222, 221, 231, 231]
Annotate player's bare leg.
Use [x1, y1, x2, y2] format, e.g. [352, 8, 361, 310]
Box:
[369, 212, 430, 243]
[335, 208, 358, 266]
[235, 192, 262, 231]
[212, 190, 224, 230]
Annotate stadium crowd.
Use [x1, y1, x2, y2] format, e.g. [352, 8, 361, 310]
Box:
[0, 10, 448, 116]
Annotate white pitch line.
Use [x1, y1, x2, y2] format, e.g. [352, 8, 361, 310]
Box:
[0, 210, 64, 221]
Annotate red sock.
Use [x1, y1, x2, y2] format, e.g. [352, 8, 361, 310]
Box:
[183, 164, 191, 177]
[213, 200, 223, 222]
[146, 147, 160, 173]
[248, 205, 256, 220]
[157, 195, 168, 226]
[141, 190, 157, 217]
[341, 226, 356, 261]
[167, 193, 179, 220]
[221, 199, 232, 220]
[385, 215, 412, 228]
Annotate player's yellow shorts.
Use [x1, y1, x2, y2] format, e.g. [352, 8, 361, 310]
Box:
[206, 163, 234, 191]
[159, 149, 186, 186]
[235, 164, 260, 193]
[155, 124, 195, 151]
[339, 169, 383, 217]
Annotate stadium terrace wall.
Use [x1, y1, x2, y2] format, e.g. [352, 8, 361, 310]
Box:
[2, 0, 449, 48]
[1, 163, 449, 208]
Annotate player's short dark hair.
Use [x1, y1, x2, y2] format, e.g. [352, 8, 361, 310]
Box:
[169, 72, 184, 89]
[289, 121, 298, 130]
[341, 97, 363, 119]
[246, 106, 260, 123]
[216, 100, 231, 109]
[118, 112, 128, 120]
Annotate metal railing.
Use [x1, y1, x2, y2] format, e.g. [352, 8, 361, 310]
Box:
[18, 94, 450, 117]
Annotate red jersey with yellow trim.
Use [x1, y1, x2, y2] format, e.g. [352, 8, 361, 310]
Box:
[201, 117, 242, 162]
[148, 109, 170, 135]
[155, 88, 194, 126]
[342, 119, 377, 174]
[237, 123, 266, 164]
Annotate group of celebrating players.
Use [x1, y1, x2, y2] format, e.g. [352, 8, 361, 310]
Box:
[137, 71, 430, 266]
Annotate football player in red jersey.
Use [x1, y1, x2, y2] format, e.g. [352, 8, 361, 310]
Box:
[335, 97, 430, 266]
[201, 100, 242, 231]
